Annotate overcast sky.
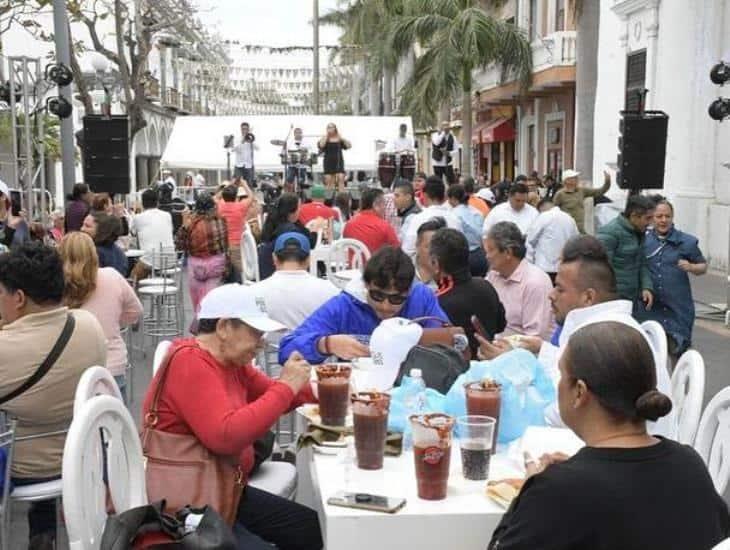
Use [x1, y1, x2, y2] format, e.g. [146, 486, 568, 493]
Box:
[197, 0, 342, 46]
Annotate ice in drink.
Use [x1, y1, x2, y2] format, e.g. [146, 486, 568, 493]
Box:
[351, 392, 390, 470]
[316, 364, 352, 426]
[456, 415, 496, 480]
[410, 413, 455, 500]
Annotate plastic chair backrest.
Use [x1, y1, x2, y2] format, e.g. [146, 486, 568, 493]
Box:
[671, 350, 706, 444]
[153, 340, 173, 376]
[640, 320, 669, 378]
[240, 226, 260, 284]
[326, 238, 370, 276]
[62, 395, 147, 550]
[73, 366, 123, 418]
[712, 538, 730, 550]
[695, 386, 730, 494]
[0, 419, 16, 543]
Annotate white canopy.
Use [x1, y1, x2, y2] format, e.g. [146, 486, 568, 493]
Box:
[160, 115, 414, 173]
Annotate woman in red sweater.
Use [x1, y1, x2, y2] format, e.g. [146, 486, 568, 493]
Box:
[142, 283, 321, 550]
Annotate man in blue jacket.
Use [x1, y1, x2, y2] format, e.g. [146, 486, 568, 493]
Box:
[279, 246, 450, 363]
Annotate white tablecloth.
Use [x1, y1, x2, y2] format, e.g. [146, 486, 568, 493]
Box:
[299, 443, 522, 550]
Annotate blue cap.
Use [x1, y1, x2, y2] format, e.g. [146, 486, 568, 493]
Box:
[274, 232, 311, 254]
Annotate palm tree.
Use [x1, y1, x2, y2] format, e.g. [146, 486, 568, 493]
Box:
[390, 0, 532, 177]
[321, 0, 406, 115]
[571, 0, 600, 177]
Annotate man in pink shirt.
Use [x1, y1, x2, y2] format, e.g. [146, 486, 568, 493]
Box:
[343, 188, 399, 254]
[484, 221, 554, 340]
[298, 185, 339, 227]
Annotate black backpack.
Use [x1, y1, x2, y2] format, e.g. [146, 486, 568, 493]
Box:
[396, 344, 468, 394]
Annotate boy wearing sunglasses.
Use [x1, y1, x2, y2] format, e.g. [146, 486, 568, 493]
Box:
[279, 246, 450, 364]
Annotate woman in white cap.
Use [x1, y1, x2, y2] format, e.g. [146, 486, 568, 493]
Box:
[488, 321, 729, 550]
[142, 283, 322, 550]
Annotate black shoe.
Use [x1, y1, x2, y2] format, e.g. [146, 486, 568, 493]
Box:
[28, 533, 54, 550]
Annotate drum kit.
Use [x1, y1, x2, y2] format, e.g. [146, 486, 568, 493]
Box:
[271, 138, 319, 194]
[378, 151, 416, 187]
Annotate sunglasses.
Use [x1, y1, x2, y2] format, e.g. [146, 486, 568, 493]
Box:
[368, 288, 408, 306]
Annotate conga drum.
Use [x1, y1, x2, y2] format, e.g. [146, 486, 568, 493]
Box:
[378, 153, 396, 187]
[399, 152, 416, 181]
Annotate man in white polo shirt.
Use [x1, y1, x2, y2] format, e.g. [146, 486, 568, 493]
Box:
[482, 181, 538, 236]
[250, 232, 339, 338]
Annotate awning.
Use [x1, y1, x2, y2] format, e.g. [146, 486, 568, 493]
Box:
[472, 117, 515, 143]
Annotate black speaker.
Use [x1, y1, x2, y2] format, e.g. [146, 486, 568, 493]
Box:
[617, 111, 668, 190]
[82, 115, 130, 195]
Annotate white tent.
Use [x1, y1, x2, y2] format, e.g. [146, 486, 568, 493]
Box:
[160, 115, 414, 173]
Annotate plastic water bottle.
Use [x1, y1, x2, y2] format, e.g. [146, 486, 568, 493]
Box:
[402, 368, 427, 451]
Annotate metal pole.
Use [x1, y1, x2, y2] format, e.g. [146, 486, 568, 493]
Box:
[313, 0, 320, 115]
[52, 0, 76, 198]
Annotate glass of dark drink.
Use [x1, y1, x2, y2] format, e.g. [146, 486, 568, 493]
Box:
[315, 364, 352, 426]
[409, 413, 455, 500]
[456, 415, 495, 481]
[465, 379, 501, 452]
[351, 392, 390, 470]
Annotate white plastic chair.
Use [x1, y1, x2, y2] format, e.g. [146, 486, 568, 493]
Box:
[240, 226, 260, 284]
[670, 350, 706, 444]
[712, 538, 730, 550]
[62, 395, 147, 550]
[73, 366, 124, 418]
[695, 386, 730, 494]
[153, 340, 173, 376]
[326, 238, 371, 289]
[0, 421, 16, 550]
[641, 320, 669, 378]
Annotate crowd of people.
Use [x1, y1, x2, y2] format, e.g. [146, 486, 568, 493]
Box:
[0, 155, 722, 550]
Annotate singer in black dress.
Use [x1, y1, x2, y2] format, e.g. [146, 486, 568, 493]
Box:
[318, 123, 351, 191]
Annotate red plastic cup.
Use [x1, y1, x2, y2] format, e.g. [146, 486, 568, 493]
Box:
[410, 413, 455, 500]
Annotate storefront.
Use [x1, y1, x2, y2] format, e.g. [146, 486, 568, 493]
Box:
[473, 113, 516, 184]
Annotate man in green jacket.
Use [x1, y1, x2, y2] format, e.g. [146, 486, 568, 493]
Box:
[597, 195, 655, 313]
[554, 169, 611, 233]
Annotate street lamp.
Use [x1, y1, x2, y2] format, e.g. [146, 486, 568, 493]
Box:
[91, 55, 116, 117]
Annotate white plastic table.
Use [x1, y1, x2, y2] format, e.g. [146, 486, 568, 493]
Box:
[303, 444, 523, 550]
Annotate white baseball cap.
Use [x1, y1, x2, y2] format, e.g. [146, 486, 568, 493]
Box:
[562, 169, 580, 180]
[476, 188, 495, 203]
[197, 284, 286, 333]
[0, 178, 8, 198]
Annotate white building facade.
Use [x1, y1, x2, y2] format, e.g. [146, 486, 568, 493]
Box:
[592, 0, 730, 270]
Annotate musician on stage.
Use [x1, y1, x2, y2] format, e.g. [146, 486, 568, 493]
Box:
[233, 121, 258, 185]
[431, 121, 459, 185]
[387, 123, 415, 154]
[285, 127, 311, 191]
[318, 122, 351, 191]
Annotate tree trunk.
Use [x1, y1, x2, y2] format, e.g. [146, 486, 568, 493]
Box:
[368, 71, 379, 115]
[461, 68, 473, 178]
[573, 0, 600, 179]
[68, 31, 94, 115]
[383, 65, 393, 115]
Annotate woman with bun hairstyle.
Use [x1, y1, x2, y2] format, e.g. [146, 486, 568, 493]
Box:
[489, 321, 729, 550]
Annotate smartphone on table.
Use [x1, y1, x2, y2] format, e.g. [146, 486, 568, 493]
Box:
[327, 492, 406, 514]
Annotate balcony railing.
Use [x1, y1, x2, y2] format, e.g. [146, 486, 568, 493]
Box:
[164, 88, 180, 110]
[473, 30, 577, 93]
[143, 76, 160, 101]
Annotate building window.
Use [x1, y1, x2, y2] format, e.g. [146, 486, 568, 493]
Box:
[625, 50, 647, 111]
[529, 0, 538, 41]
[555, 0, 565, 32]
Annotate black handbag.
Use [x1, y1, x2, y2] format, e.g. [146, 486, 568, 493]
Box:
[100, 500, 237, 550]
[396, 344, 469, 394]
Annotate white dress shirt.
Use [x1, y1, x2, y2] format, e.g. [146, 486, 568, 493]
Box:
[430, 132, 459, 167]
[388, 136, 414, 153]
[482, 201, 539, 237]
[526, 206, 579, 273]
[233, 139, 258, 168]
[401, 203, 463, 256]
[539, 299, 674, 437]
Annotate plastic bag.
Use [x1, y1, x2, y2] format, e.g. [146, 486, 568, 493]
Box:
[387, 375, 446, 433]
[443, 349, 556, 444]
